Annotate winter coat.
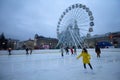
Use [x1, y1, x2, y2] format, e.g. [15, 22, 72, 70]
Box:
[95, 47, 101, 54]
[77, 52, 91, 64]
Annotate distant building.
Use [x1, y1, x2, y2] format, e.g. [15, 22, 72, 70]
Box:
[109, 31, 120, 48]
[18, 39, 34, 49]
[0, 33, 20, 50]
[85, 31, 120, 48]
[34, 34, 58, 49]
[7, 38, 19, 50]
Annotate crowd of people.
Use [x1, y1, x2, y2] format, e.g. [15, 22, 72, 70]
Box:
[7, 47, 33, 55]
[25, 48, 33, 55]
[7, 45, 102, 70]
[60, 45, 101, 70]
[60, 46, 77, 57]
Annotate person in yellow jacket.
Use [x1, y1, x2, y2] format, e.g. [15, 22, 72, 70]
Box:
[77, 48, 93, 70]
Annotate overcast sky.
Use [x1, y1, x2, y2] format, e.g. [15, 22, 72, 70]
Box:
[0, 0, 120, 41]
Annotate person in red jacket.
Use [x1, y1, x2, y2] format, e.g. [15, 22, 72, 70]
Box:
[70, 47, 74, 55]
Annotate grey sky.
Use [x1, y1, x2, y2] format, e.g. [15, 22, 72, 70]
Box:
[0, 0, 120, 41]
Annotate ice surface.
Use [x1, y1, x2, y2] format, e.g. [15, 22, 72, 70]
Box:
[0, 49, 120, 80]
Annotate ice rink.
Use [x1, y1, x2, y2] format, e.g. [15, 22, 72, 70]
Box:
[0, 48, 120, 80]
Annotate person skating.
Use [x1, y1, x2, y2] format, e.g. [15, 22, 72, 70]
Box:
[29, 48, 32, 55]
[26, 48, 29, 55]
[95, 45, 101, 58]
[8, 47, 12, 55]
[60, 45, 64, 57]
[73, 46, 77, 55]
[65, 46, 69, 55]
[77, 48, 93, 70]
[70, 47, 74, 55]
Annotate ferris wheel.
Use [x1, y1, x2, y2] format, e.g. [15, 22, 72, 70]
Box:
[56, 3, 94, 48]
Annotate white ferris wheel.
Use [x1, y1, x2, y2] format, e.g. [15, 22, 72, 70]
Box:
[56, 3, 94, 48]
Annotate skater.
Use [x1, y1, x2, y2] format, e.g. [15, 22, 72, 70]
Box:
[73, 46, 77, 55]
[29, 48, 32, 55]
[77, 48, 93, 70]
[65, 46, 69, 55]
[26, 48, 29, 55]
[70, 47, 74, 55]
[60, 45, 64, 57]
[95, 45, 101, 58]
[8, 47, 12, 55]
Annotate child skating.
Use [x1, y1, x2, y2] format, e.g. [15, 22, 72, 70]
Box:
[77, 48, 93, 70]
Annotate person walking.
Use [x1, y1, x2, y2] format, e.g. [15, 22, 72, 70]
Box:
[95, 45, 101, 58]
[77, 48, 93, 70]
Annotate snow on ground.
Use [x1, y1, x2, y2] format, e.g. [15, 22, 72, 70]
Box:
[0, 48, 120, 80]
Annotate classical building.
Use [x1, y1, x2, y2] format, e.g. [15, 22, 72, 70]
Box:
[34, 34, 58, 49]
[18, 39, 34, 49]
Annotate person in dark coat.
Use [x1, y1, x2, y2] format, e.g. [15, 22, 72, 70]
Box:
[60, 46, 64, 57]
[26, 48, 29, 55]
[65, 46, 69, 55]
[95, 45, 101, 58]
[8, 48, 12, 55]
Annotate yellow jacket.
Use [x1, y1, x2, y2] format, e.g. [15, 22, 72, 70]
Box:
[77, 52, 91, 64]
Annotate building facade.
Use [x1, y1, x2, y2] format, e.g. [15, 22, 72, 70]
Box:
[85, 31, 120, 48]
[34, 34, 58, 49]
